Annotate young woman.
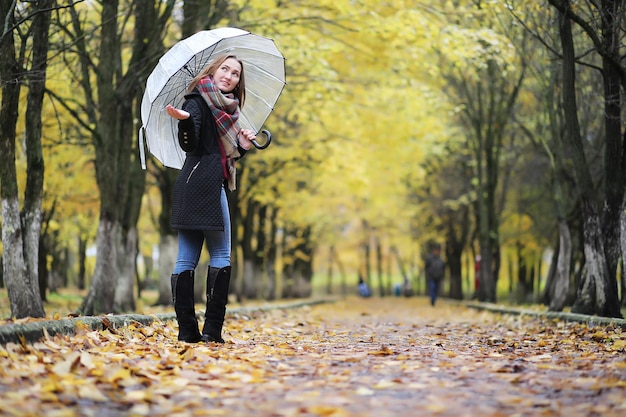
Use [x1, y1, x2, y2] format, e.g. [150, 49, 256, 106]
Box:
[166, 54, 256, 343]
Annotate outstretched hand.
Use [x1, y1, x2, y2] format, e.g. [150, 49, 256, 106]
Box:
[165, 105, 190, 120]
[166, 105, 255, 150]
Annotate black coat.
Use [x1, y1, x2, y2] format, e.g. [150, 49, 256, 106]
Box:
[170, 92, 246, 231]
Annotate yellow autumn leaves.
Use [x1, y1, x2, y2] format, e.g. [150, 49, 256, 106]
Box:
[1, 297, 625, 416]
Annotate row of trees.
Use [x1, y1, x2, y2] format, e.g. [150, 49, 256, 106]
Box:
[419, 0, 624, 317]
[1, 1, 624, 319]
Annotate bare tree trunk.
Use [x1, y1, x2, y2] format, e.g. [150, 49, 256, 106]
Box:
[0, 0, 46, 318]
[375, 237, 384, 297]
[22, 0, 53, 315]
[597, 0, 625, 296]
[326, 246, 334, 295]
[81, 218, 120, 314]
[114, 227, 137, 312]
[620, 206, 626, 307]
[556, 5, 622, 317]
[445, 205, 469, 300]
[255, 205, 268, 297]
[241, 201, 258, 299]
[77, 235, 87, 290]
[281, 230, 292, 299]
[292, 227, 313, 298]
[75, 0, 175, 314]
[154, 167, 177, 305]
[266, 207, 278, 300]
[516, 241, 532, 303]
[78, 0, 125, 315]
[549, 220, 571, 311]
[155, 234, 177, 306]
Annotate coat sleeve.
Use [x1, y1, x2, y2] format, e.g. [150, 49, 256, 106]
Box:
[236, 144, 248, 159]
[177, 97, 204, 152]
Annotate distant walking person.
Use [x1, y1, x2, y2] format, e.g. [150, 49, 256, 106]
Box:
[424, 243, 445, 306]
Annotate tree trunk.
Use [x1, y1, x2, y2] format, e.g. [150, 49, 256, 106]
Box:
[464, 58, 524, 303]
[326, 247, 334, 295]
[229, 186, 242, 301]
[0, 0, 45, 318]
[478, 244, 496, 302]
[598, 0, 625, 300]
[22, 0, 53, 316]
[549, 220, 572, 311]
[280, 229, 291, 298]
[78, 235, 87, 290]
[255, 205, 268, 297]
[556, 4, 622, 317]
[79, 0, 125, 315]
[155, 234, 177, 306]
[241, 200, 258, 299]
[375, 237, 384, 297]
[293, 239, 313, 298]
[155, 167, 177, 305]
[114, 227, 137, 312]
[38, 234, 49, 300]
[80, 217, 120, 314]
[445, 205, 469, 300]
[621, 205, 626, 306]
[516, 241, 533, 303]
[77, 0, 175, 314]
[265, 207, 278, 300]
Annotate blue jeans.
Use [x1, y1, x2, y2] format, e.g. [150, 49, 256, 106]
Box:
[428, 279, 440, 306]
[173, 186, 231, 273]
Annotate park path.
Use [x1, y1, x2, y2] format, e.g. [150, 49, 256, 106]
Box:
[0, 296, 625, 417]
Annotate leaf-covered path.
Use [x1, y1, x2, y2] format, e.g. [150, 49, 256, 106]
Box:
[1, 297, 625, 417]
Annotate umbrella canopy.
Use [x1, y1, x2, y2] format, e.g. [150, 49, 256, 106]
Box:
[139, 27, 286, 169]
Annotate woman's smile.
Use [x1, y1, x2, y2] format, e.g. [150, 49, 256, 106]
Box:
[214, 58, 242, 93]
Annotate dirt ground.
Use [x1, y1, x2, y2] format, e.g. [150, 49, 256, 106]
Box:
[0, 296, 625, 416]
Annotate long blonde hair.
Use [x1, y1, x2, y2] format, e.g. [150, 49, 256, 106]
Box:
[187, 54, 246, 107]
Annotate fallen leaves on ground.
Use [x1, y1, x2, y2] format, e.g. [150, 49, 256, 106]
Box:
[0, 297, 625, 417]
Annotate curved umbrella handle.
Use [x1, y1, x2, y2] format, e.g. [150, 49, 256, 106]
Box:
[251, 129, 272, 150]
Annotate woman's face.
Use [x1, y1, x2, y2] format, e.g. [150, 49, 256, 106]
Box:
[213, 57, 242, 93]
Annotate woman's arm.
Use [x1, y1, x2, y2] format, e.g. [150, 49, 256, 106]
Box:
[166, 99, 203, 152]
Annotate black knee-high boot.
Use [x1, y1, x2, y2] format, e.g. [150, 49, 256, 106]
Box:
[201, 266, 231, 343]
[171, 270, 202, 342]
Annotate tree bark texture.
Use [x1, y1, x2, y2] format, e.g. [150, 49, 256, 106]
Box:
[77, 0, 176, 314]
[0, 0, 46, 318]
[621, 206, 626, 306]
[556, 2, 622, 317]
[445, 204, 469, 300]
[80, 217, 120, 314]
[155, 234, 177, 306]
[266, 208, 278, 300]
[156, 169, 177, 305]
[598, 0, 625, 302]
[549, 220, 572, 311]
[21, 0, 54, 318]
[242, 201, 258, 299]
[255, 205, 268, 297]
[114, 227, 138, 312]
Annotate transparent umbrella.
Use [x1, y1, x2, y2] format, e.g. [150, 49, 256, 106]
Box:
[139, 27, 286, 169]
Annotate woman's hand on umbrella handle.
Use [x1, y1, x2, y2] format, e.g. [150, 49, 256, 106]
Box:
[165, 105, 190, 120]
[238, 129, 255, 150]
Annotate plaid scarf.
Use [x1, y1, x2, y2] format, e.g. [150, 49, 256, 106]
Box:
[197, 76, 241, 190]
